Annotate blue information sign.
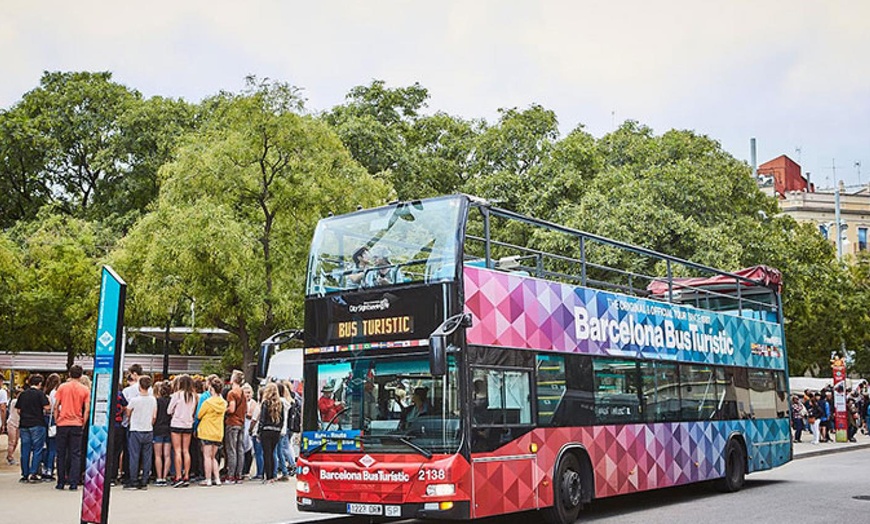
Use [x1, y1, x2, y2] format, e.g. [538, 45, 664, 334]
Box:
[81, 267, 126, 524]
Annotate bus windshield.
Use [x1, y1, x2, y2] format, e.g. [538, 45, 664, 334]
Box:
[306, 196, 464, 296]
[310, 356, 460, 455]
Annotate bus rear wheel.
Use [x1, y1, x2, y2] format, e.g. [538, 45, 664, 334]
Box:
[544, 453, 583, 524]
[717, 439, 746, 493]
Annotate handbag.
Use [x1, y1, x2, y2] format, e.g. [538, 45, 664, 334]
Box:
[48, 412, 57, 438]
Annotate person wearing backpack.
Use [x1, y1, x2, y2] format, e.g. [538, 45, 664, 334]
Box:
[275, 381, 298, 480]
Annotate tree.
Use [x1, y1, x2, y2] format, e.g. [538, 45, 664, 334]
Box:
[10, 212, 103, 366]
[0, 232, 27, 351]
[98, 94, 198, 232]
[15, 71, 141, 217]
[0, 106, 52, 228]
[325, 80, 480, 199]
[1, 72, 197, 233]
[116, 78, 393, 383]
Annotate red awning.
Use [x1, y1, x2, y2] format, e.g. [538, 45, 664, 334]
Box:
[646, 265, 782, 296]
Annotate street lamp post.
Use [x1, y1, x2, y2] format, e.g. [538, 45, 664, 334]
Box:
[835, 183, 843, 260]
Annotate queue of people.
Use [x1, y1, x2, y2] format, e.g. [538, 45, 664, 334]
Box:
[0, 364, 303, 490]
[791, 384, 870, 445]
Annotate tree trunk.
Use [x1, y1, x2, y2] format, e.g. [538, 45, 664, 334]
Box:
[239, 319, 256, 386]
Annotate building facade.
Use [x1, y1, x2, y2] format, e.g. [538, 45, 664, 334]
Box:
[756, 155, 870, 258]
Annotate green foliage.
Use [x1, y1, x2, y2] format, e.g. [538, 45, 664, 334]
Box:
[325, 80, 481, 199]
[2, 73, 866, 380]
[0, 71, 197, 231]
[0, 232, 27, 350]
[5, 211, 103, 362]
[180, 330, 206, 356]
[115, 78, 393, 383]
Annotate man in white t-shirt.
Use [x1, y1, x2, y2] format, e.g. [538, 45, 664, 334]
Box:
[125, 376, 157, 490]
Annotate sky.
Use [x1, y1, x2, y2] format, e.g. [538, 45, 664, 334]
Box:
[2, 0, 869, 189]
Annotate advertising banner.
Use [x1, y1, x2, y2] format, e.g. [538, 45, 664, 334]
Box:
[832, 356, 847, 442]
[464, 266, 785, 369]
[81, 267, 126, 524]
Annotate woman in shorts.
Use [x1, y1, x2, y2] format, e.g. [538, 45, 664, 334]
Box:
[153, 381, 173, 485]
[167, 374, 197, 487]
[197, 377, 228, 486]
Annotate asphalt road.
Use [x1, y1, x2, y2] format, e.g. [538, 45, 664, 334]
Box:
[387, 448, 870, 524]
[2, 433, 868, 524]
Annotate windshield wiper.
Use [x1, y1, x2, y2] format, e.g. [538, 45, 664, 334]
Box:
[301, 441, 328, 458]
[376, 434, 433, 459]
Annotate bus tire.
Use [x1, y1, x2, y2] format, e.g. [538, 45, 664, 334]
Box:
[544, 452, 583, 524]
[717, 439, 746, 493]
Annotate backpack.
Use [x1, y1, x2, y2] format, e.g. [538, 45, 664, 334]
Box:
[288, 400, 302, 433]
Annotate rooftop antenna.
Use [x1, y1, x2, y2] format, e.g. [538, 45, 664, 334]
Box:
[856, 161, 862, 185]
[795, 146, 802, 164]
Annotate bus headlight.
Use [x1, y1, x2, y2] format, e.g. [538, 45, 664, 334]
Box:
[296, 480, 310, 493]
[426, 483, 456, 497]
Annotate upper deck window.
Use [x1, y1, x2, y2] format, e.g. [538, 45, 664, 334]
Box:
[306, 196, 465, 296]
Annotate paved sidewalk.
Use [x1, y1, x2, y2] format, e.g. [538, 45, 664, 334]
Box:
[792, 434, 870, 459]
[2, 433, 868, 523]
[0, 434, 335, 524]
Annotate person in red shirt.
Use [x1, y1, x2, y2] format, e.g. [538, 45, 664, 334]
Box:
[53, 365, 90, 490]
[317, 384, 343, 426]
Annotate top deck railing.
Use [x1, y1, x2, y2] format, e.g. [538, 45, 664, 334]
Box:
[462, 202, 781, 322]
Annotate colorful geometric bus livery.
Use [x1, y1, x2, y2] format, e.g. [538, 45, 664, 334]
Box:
[299, 418, 790, 519]
[464, 266, 785, 370]
[469, 419, 791, 518]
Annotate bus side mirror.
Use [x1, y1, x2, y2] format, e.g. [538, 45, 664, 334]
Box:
[428, 313, 471, 377]
[429, 336, 447, 377]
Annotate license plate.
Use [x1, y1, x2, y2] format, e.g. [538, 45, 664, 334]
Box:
[347, 503, 383, 516]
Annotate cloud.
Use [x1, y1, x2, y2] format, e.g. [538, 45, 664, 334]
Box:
[2, 0, 868, 183]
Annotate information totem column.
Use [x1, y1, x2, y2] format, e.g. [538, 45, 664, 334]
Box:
[81, 267, 126, 524]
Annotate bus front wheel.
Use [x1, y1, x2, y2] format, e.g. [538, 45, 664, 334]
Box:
[544, 453, 583, 524]
[717, 439, 746, 493]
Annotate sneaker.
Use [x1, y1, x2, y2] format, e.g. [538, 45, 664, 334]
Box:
[28, 475, 40, 483]
[6, 457, 17, 465]
[172, 478, 185, 488]
[55, 484, 65, 490]
[182, 479, 190, 487]
[19, 476, 28, 483]
[199, 480, 212, 487]
[123, 484, 137, 490]
[69, 485, 78, 491]
[137, 484, 148, 490]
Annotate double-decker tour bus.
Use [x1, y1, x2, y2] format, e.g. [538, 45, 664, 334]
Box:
[296, 194, 790, 523]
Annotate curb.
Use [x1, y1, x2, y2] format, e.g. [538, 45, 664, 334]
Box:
[793, 440, 870, 460]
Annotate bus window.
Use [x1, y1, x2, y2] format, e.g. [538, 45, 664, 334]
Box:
[748, 369, 778, 419]
[305, 196, 464, 295]
[472, 368, 532, 425]
[536, 354, 566, 425]
[680, 364, 719, 421]
[640, 362, 680, 423]
[310, 356, 461, 454]
[774, 371, 789, 418]
[593, 359, 640, 424]
[721, 367, 751, 420]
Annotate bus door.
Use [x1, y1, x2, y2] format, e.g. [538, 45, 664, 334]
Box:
[470, 367, 537, 518]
